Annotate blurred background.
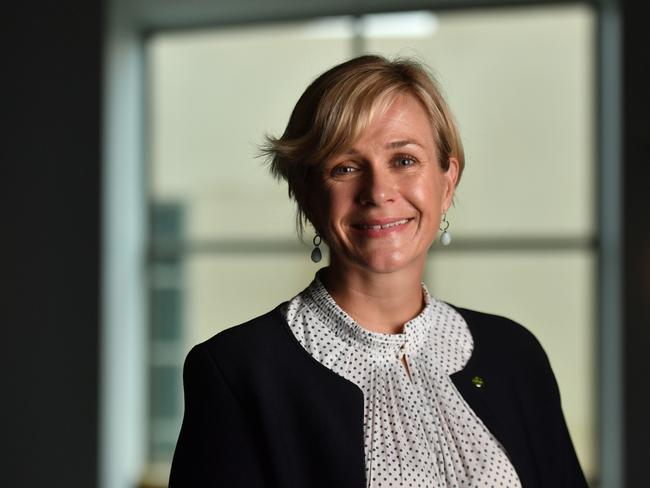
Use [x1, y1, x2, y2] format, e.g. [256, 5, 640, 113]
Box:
[3, 0, 649, 487]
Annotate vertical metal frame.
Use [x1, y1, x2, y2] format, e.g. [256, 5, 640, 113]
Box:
[101, 2, 148, 488]
[596, 1, 623, 487]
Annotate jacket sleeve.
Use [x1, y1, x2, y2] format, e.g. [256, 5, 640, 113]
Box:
[522, 332, 589, 488]
[169, 344, 268, 488]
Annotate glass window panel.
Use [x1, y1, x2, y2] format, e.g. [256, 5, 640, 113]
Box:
[151, 287, 182, 341]
[425, 250, 595, 479]
[184, 253, 327, 349]
[148, 19, 353, 241]
[151, 366, 182, 419]
[150, 365, 183, 461]
[364, 5, 595, 238]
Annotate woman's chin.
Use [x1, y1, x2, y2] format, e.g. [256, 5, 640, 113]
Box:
[345, 250, 425, 276]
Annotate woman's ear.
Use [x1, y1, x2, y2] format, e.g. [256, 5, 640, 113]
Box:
[442, 157, 460, 209]
[302, 186, 324, 237]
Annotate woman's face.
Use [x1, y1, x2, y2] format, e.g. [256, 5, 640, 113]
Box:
[311, 93, 458, 275]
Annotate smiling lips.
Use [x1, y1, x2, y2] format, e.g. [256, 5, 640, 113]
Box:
[351, 217, 413, 237]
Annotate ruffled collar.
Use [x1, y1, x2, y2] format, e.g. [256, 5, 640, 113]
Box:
[305, 273, 436, 357]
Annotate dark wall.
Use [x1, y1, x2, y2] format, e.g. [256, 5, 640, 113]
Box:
[2, 1, 102, 487]
[622, 0, 650, 486]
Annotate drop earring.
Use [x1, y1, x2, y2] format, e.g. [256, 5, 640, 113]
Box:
[310, 234, 322, 263]
[440, 213, 452, 246]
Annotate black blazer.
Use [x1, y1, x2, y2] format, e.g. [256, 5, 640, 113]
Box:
[169, 305, 588, 488]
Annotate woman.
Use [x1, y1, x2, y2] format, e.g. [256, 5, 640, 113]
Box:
[169, 55, 588, 487]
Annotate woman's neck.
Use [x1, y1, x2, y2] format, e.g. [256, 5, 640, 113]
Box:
[320, 262, 425, 335]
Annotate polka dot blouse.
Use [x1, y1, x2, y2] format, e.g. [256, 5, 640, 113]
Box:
[281, 274, 522, 488]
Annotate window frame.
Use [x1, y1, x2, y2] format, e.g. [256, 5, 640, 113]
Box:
[101, 1, 622, 487]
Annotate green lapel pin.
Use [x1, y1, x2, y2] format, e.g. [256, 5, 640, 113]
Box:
[471, 376, 485, 388]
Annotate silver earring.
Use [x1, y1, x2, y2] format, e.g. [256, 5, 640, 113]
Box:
[310, 234, 322, 262]
[440, 213, 452, 246]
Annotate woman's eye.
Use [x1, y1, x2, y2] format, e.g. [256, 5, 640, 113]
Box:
[331, 165, 356, 176]
[395, 156, 416, 167]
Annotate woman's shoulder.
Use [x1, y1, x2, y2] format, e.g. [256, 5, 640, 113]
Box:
[179, 306, 298, 396]
[182, 304, 362, 401]
[193, 306, 291, 365]
[450, 305, 541, 344]
[185, 304, 347, 386]
[447, 304, 551, 371]
[448, 304, 562, 411]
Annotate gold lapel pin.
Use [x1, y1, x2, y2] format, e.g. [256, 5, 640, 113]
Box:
[471, 376, 485, 388]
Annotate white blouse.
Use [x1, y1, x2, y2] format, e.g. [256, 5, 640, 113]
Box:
[281, 274, 522, 488]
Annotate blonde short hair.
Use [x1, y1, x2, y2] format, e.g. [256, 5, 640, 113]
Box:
[262, 55, 465, 236]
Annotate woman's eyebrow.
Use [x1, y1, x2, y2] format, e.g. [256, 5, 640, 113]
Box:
[385, 139, 423, 149]
[340, 139, 423, 156]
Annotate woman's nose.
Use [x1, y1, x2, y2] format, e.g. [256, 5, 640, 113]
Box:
[357, 166, 398, 206]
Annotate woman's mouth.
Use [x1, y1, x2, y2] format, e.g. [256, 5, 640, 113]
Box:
[351, 218, 413, 236]
[355, 218, 411, 230]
